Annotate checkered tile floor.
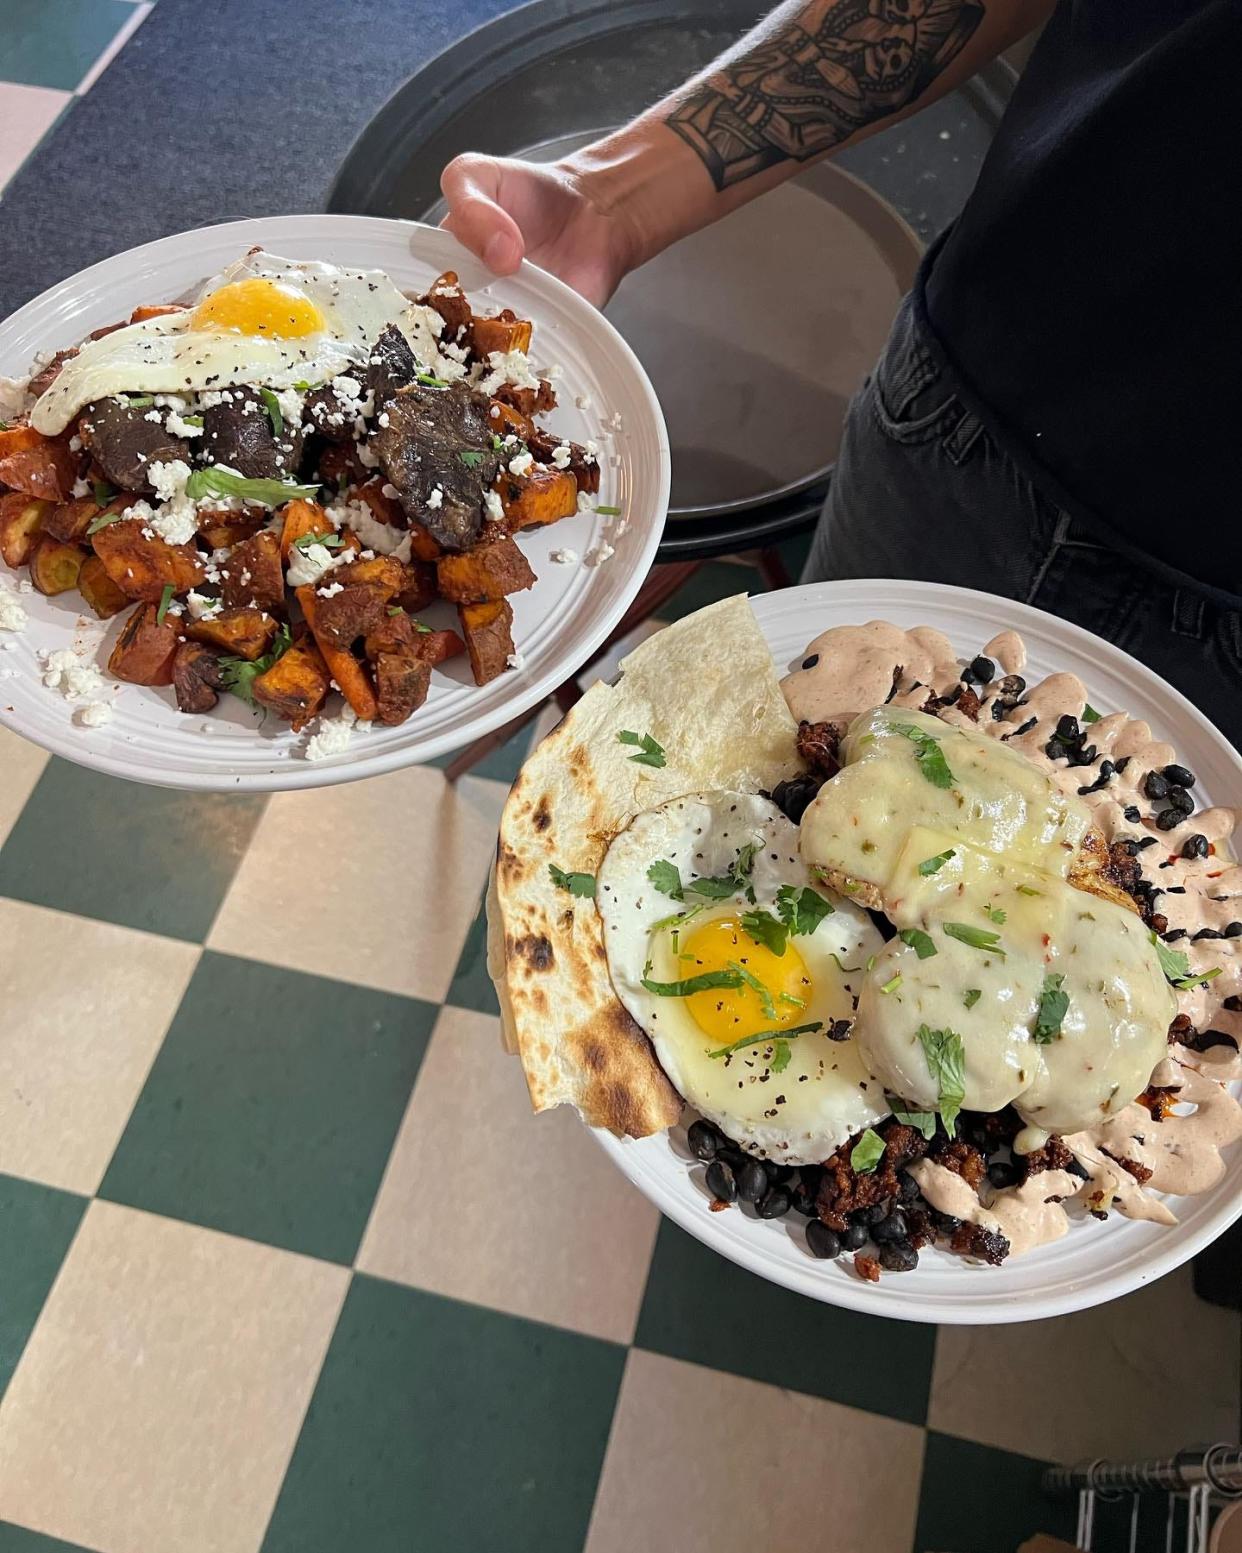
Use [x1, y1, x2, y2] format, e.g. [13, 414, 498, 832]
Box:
[1, 12, 1239, 1550]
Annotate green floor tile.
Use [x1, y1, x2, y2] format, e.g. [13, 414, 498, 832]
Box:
[0, 1524, 95, 1553]
[444, 887, 498, 1016]
[634, 1219, 935, 1425]
[660, 559, 764, 621]
[0, 759, 265, 943]
[914, 1433, 1076, 1553]
[0, 1174, 86, 1404]
[99, 953, 434, 1263]
[261, 1276, 624, 1553]
[0, 0, 137, 90]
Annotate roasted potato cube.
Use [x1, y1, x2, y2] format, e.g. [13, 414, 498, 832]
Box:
[316, 439, 364, 490]
[295, 586, 379, 721]
[363, 609, 419, 660]
[421, 269, 472, 338]
[485, 399, 535, 443]
[458, 598, 515, 686]
[29, 537, 85, 596]
[306, 554, 403, 647]
[409, 626, 466, 667]
[108, 602, 180, 686]
[78, 553, 131, 618]
[252, 632, 330, 728]
[0, 425, 79, 501]
[495, 467, 578, 532]
[40, 496, 97, 544]
[196, 505, 268, 550]
[373, 653, 431, 726]
[526, 429, 601, 495]
[494, 378, 556, 419]
[92, 518, 205, 601]
[172, 639, 225, 714]
[279, 498, 333, 561]
[435, 535, 535, 603]
[219, 529, 283, 613]
[396, 560, 437, 613]
[0, 493, 52, 568]
[185, 605, 277, 661]
[470, 308, 532, 358]
[356, 479, 404, 528]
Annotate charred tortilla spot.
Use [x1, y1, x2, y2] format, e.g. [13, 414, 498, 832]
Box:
[515, 933, 554, 971]
[533, 800, 551, 831]
[581, 1040, 607, 1072]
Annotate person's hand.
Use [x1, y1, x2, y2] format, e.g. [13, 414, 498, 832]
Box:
[439, 153, 644, 310]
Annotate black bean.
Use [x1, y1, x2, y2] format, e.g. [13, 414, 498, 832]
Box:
[791, 1186, 818, 1217]
[1226, 922, 1242, 938]
[1136, 835, 1159, 850]
[1163, 764, 1196, 789]
[806, 1221, 841, 1259]
[798, 1164, 824, 1193]
[932, 1211, 962, 1235]
[879, 1240, 919, 1272]
[863, 1203, 891, 1226]
[1223, 996, 1242, 1013]
[770, 775, 821, 825]
[1194, 927, 1224, 941]
[705, 1160, 736, 1203]
[737, 1159, 768, 1204]
[898, 1171, 921, 1202]
[718, 1146, 748, 1173]
[1124, 806, 1143, 823]
[757, 1187, 791, 1219]
[968, 655, 996, 684]
[988, 1161, 1019, 1189]
[1144, 771, 1170, 802]
[826, 1019, 853, 1042]
[1044, 737, 1069, 762]
[801, 653, 820, 670]
[762, 1159, 793, 1184]
[1182, 834, 1209, 860]
[1010, 716, 1038, 737]
[871, 1209, 909, 1243]
[687, 1120, 723, 1161]
[1056, 713, 1080, 743]
[1070, 743, 1098, 767]
[1167, 786, 1194, 815]
[1156, 808, 1182, 831]
[1114, 756, 1131, 773]
[1066, 1158, 1090, 1181]
[1161, 928, 1187, 942]
[840, 1222, 868, 1251]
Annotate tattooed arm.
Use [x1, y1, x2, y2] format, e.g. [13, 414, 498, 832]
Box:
[441, 0, 1052, 305]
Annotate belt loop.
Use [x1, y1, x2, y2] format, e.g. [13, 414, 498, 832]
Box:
[943, 408, 983, 466]
[1171, 588, 1208, 640]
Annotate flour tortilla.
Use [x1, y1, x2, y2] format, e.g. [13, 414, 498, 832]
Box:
[491, 594, 802, 1136]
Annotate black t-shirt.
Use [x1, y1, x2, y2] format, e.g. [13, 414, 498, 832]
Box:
[920, 0, 1240, 598]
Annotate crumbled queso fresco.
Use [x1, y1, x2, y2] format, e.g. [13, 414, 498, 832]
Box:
[41, 649, 106, 701]
[0, 585, 29, 633]
[305, 704, 371, 761]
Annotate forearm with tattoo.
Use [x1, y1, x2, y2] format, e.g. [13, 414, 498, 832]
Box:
[665, 0, 986, 190]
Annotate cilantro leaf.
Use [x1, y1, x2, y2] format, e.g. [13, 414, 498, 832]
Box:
[740, 908, 787, 956]
[770, 1039, 793, 1074]
[683, 876, 737, 901]
[92, 478, 116, 508]
[898, 927, 937, 960]
[963, 988, 982, 1009]
[617, 729, 666, 768]
[887, 1097, 937, 1140]
[705, 1022, 822, 1061]
[184, 466, 320, 506]
[647, 859, 683, 899]
[917, 1024, 966, 1139]
[985, 906, 1007, 925]
[548, 863, 595, 898]
[642, 969, 744, 998]
[1032, 972, 1069, 1044]
[1082, 703, 1102, 724]
[944, 922, 1006, 956]
[217, 622, 293, 706]
[458, 449, 485, 468]
[775, 884, 834, 935]
[86, 504, 128, 535]
[293, 529, 344, 552]
[155, 584, 175, 626]
[892, 722, 955, 789]
[1149, 930, 1223, 990]
[727, 959, 777, 1021]
[258, 386, 283, 438]
[917, 848, 955, 876]
[850, 1128, 886, 1174]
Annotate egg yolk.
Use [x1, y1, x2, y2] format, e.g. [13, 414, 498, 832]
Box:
[190, 277, 324, 338]
[679, 915, 811, 1044]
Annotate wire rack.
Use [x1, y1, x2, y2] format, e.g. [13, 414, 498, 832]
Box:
[1044, 1445, 1242, 1551]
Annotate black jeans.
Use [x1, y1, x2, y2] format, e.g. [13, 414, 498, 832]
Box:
[803, 295, 1242, 751]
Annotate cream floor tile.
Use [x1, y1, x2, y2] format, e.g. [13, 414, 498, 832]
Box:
[0, 82, 69, 188]
[0, 726, 48, 847]
[207, 768, 507, 1003]
[357, 1005, 660, 1343]
[0, 1202, 349, 1553]
[0, 898, 198, 1193]
[584, 1349, 925, 1553]
[928, 1263, 1240, 1463]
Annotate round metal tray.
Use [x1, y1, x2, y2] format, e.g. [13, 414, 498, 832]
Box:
[329, 0, 1012, 536]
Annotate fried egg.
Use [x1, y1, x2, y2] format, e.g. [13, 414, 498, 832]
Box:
[598, 791, 887, 1164]
[32, 250, 436, 435]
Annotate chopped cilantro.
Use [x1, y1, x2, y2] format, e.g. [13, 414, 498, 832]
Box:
[892, 722, 956, 789]
[155, 584, 175, 626]
[1082, 703, 1102, 724]
[898, 927, 937, 960]
[963, 988, 982, 1009]
[86, 504, 127, 535]
[617, 729, 666, 768]
[917, 849, 955, 876]
[985, 905, 1007, 925]
[258, 387, 283, 437]
[1032, 972, 1069, 1043]
[879, 972, 903, 995]
[218, 622, 292, 706]
[1016, 885, 1042, 897]
[595, 504, 622, 515]
[1150, 931, 1223, 990]
[944, 922, 1006, 956]
[917, 1024, 966, 1139]
[548, 863, 595, 898]
[728, 959, 777, 1021]
[887, 1097, 937, 1140]
[92, 478, 116, 508]
[458, 449, 485, 468]
[741, 907, 787, 956]
[705, 1022, 821, 1061]
[293, 529, 345, 552]
[642, 969, 744, 998]
[647, 859, 683, 899]
[850, 1128, 886, 1174]
[775, 884, 834, 935]
[184, 466, 319, 506]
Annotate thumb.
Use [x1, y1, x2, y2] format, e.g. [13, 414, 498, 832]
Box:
[439, 154, 525, 274]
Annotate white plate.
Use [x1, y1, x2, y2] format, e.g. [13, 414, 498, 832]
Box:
[0, 215, 669, 790]
[593, 578, 1242, 1324]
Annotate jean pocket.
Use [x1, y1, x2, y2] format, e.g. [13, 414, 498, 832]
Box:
[869, 336, 961, 445]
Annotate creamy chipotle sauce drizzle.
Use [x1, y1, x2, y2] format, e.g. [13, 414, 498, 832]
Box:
[782, 622, 1242, 1257]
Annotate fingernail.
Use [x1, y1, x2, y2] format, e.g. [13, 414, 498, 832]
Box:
[484, 232, 519, 271]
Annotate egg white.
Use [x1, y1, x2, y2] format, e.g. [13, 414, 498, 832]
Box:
[598, 791, 888, 1164]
